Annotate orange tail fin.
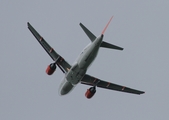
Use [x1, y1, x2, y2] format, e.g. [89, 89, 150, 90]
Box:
[101, 16, 113, 35]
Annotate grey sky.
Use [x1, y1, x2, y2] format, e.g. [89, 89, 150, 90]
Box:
[1, 0, 169, 120]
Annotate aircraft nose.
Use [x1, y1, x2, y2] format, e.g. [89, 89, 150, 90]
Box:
[60, 89, 68, 95]
[58, 78, 74, 96]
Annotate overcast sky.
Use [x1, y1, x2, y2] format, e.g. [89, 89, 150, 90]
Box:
[1, 0, 169, 120]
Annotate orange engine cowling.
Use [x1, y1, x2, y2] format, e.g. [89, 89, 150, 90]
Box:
[46, 63, 56, 75]
[85, 87, 96, 99]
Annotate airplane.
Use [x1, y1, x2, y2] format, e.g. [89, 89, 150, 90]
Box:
[27, 17, 144, 99]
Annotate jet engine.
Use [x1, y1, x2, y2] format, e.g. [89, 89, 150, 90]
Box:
[46, 63, 56, 75]
[85, 87, 96, 99]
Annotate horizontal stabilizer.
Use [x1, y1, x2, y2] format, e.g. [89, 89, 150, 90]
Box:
[79, 23, 96, 42]
[100, 41, 123, 50]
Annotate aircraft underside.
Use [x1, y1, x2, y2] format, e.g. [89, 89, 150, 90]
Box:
[27, 17, 144, 99]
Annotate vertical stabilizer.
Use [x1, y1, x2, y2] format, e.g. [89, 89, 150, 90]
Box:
[101, 16, 113, 35]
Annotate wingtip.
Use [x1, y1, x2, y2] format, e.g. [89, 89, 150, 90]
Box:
[27, 22, 30, 27]
[139, 91, 145, 95]
[79, 23, 83, 26]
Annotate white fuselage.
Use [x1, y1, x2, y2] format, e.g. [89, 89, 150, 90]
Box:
[59, 35, 103, 95]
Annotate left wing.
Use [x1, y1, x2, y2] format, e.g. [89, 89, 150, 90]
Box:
[81, 74, 145, 95]
[27, 22, 71, 73]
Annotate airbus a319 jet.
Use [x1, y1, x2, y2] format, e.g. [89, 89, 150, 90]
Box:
[27, 17, 144, 99]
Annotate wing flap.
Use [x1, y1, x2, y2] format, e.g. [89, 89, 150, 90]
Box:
[81, 74, 145, 95]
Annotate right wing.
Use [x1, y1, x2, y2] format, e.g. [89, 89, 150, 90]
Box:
[81, 74, 145, 95]
[27, 22, 71, 73]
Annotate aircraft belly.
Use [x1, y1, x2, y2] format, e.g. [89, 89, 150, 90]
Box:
[58, 36, 101, 96]
[66, 64, 86, 85]
[78, 39, 101, 69]
[78, 50, 98, 69]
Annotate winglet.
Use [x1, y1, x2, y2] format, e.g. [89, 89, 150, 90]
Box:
[101, 16, 113, 35]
